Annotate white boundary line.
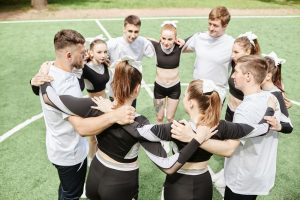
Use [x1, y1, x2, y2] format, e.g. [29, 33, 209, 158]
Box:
[1, 15, 300, 23]
[0, 113, 43, 143]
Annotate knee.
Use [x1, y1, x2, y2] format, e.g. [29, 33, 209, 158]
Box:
[166, 116, 174, 123]
[156, 115, 164, 123]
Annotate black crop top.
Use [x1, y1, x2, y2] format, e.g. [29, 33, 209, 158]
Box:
[150, 40, 182, 69]
[82, 63, 110, 93]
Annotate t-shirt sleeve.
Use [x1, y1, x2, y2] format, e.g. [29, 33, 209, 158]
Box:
[143, 37, 155, 58]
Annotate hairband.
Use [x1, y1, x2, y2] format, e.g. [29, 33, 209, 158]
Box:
[262, 51, 286, 67]
[161, 20, 178, 28]
[238, 32, 257, 46]
[85, 34, 107, 47]
[201, 79, 217, 94]
[119, 56, 142, 73]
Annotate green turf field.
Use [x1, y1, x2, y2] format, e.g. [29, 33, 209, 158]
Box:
[0, 16, 300, 199]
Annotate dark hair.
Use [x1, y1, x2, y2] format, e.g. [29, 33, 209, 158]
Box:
[124, 15, 141, 27]
[187, 80, 221, 128]
[209, 6, 231, 27]
[237, 55, 268, 84]
[265, 56, 284, 91]
[54, 29, 85, 50]
[112, 61, 142, 107]
[235, 36, 261, 56]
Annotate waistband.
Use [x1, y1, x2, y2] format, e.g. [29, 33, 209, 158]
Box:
[177, 167, 208, 176]
[96, 150, 139, 171]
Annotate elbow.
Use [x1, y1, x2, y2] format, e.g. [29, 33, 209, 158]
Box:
[74, 126, 89, 137]
[163, 168, 177, 175]
[223, 148, 235, 158]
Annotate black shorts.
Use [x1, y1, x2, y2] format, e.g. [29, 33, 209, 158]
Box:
[163, 171, 212, 200]
[86, 157, 139, 200]
[154, 82, 181, 100]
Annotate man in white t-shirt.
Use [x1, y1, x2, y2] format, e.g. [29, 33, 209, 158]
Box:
[31, 29, 135, 200]
[199, 55, 281, 200]
[106, 15, 155, 107]
[184, 6, 234, 102]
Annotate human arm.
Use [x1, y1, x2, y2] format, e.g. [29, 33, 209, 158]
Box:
[68, 105, 135, 136]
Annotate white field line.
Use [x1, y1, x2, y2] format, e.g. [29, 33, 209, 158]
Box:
[0, 113, 43, 143]
[1, 15, 300, 23]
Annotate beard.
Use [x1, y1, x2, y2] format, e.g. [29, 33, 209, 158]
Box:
[71, 61, 83, 69]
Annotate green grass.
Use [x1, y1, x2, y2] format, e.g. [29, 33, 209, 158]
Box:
[1, 17, 300, 199]
[1, 0, 300, 11]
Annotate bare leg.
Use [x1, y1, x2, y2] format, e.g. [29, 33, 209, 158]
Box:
[154, 98, 166, 124]
[88, 136, 97, 160]
[165, 98, 180, 123]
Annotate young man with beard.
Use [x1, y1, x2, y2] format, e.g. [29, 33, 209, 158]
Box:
[32, 29, 135, 200]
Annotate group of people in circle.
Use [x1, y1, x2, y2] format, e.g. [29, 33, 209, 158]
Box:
[30, 5, 293, 200]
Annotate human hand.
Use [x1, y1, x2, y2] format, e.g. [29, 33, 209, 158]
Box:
[113, 105, 136, 125]
[194, 125, 218, 144]
[264, 116, 282, 131]
[175, 38, 185, 48]
[38, 61, 53, 74]
[91, 96, 113, 112]
[30, 72, 53, 86]
[171, 119, 195, 143]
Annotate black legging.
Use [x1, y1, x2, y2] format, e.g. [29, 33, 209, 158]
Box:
[86, 157, 139, 200]
[163, 171, 212, 200]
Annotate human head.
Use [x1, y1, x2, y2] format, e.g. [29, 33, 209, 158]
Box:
[232, 55, 268, 91]
[123, 15, 141, 43]
[112, 60, 142, 107]
[54, 29, 86, 69]
[263, 52, 285, 91]
[231, 32, 261, 64]
[208, 6, 231, 38]
[160, 22, 177, 49]
[89, 39, 108, 65]
[184, 80, 221, 127]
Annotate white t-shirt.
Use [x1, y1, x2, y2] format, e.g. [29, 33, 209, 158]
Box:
[107, 36, 155, 68]
[40, 65, 88, 166]
[186, 32, 234, 101]
[224, 91, 280, 195]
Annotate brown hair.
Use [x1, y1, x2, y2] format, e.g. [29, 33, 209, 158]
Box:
[112, 61, 142, 107]
[235, 36, 261, 56]
[54, 29, 85, 50]
[209, 6, 231, 27]
[265, 56, 284, 91]
[187, 80, 221, 128]
[124, 15, 141, 27]
[237, 55, 268, 84]
[161, 24, 177, 37]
